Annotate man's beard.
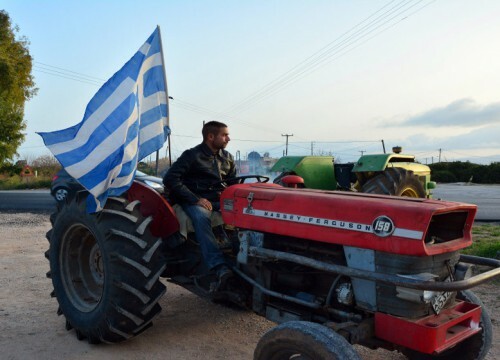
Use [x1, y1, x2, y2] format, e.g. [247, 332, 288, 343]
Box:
[216, 142, 227, 149]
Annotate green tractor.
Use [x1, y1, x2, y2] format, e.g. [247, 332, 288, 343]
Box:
[271, 147, 436, 198]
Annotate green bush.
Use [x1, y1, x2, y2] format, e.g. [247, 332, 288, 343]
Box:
[0, 175, 51, 190]
[431, 170, 457, 183]
[430, 161, 500, 184]
[0, 162, 22, 176]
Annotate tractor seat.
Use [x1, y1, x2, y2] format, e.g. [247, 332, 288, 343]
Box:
[172, 204, 224, 239]
[280, 174, 305, 188]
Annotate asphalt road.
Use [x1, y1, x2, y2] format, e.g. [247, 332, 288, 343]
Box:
[0, 184, 499, 220]
[0, 189, 56, 211]
[432, 183, 500, 221]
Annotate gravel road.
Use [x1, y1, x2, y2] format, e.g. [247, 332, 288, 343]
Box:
[0, 211, 498, 360]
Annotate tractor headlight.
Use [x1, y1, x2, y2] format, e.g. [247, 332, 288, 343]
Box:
[396, 287, 437, 304]
[396, 273, 438, 304]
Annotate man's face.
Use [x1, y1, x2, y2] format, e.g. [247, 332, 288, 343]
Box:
[210, 127, 230, 150]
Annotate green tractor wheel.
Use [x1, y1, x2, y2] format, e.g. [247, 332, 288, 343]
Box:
[361, 168, 426, 198]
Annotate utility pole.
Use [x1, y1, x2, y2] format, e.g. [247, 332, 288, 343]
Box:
[236, 150, 241, 172]
[282, 134, 293, 156]
[311, 141, 314, 155]
[359, 150, 366, 156]
[155, 150, 159, 176]
[439, 148, 442, 163]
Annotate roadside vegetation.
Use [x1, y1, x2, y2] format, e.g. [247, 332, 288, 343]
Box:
[430, 161, 500, 184]
[468, 224, 500, 285]
[0, 10, 37, 165]
[0, 153, 164, 190]
[0, 154, 60, 190]
[0, 174, 51, 190]
[467, 223, 500, 259]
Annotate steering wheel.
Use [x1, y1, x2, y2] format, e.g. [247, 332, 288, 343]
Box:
[209, 175, 270, 190]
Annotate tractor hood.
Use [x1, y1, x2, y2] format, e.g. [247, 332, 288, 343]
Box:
[352, 153, 431, 177]
[220, 184, 476, 256]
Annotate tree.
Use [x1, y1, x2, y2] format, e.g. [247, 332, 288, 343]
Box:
[0, 10, 37, 164]
[429, 161, 500, 184]
[31, 154, 60, 176]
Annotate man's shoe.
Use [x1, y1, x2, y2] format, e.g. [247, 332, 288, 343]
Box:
[218, 266, 232, 281]
[210, 265, 233, 293]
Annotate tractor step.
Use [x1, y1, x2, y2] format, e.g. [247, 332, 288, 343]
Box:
[374, 300, 482, 354]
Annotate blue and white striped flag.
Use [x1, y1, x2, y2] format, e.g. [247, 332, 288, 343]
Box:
[38, 27, 169, 212]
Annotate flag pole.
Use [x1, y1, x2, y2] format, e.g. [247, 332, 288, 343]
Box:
[157, 25, 172, 169]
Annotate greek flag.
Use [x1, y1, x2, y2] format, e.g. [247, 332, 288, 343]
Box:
[38, 27, 169, 212]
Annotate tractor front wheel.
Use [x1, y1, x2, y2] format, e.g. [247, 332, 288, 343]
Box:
[361, 168, 426, 198]
[403, 290, 492, 360]
[46, 193, 166, 343]
[254, 321, 361, 360]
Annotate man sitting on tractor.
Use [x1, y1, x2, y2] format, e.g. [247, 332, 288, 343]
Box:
[163, 120, 236, 290]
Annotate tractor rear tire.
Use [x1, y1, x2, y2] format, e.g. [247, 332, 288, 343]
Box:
[46, 192, 166, 343]
[361, 168, 426, 198]
[254, 321, 361, 360]
[403, 290, 492, 360]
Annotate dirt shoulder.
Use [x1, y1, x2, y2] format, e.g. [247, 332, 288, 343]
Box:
[0, 212, 498, 360]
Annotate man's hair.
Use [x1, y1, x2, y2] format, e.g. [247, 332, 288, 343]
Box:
[202, 121, 227, 140]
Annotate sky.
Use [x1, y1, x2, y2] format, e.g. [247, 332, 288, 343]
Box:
[3, 0, 500, 165]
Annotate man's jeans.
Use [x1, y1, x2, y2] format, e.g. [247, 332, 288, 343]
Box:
[182, 203, 225, 271]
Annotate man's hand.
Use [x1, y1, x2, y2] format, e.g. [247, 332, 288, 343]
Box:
[196, 198, 213, 211]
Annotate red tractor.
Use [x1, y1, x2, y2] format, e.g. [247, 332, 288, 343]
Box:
[46, 175, 499, 359]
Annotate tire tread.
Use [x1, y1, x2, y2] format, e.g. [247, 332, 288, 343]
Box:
[47, 193, 167, 343]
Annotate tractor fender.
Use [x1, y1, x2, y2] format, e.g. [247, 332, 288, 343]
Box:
[353, 153, 425, 173]
[271, 156, 336, 190]
[127, 180, 179, 238]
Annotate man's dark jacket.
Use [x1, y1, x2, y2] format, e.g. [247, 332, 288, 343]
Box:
[163, 143, 236, 204]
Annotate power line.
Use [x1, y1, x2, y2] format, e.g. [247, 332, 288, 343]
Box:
[225, 0, 433, 115]
[29, 2, 436, 147]
[446, 150, 500, 160]
[30, 62, 288, 135]
[232, 2, 423, 114]
[224, 0, 402, 114]
[307, 140, 381, 144]
[33, 61, 107, 86]
[31, 58, 286, 135]
[32, 59, 287, 135]
[171, 98, 283, 134]
[34, 68, 103, 86]
[275, 0, 433, 97]
[288, 143, 311, 150]
[174, 133, 281, 143]
[34, 61, 107, 82]
[18, 144, 47, 150]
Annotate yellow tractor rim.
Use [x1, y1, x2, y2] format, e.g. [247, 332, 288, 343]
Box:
[400, 187, 420, 198]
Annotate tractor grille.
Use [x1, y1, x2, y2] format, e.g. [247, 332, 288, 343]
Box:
[375, 251, 460, 318]
[424, 211, 469, 245]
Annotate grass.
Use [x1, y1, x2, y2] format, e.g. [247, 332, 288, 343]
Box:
[468, 224, 500, 286]
[464, 223, 500, 259]
[0, 175, 51, 190]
